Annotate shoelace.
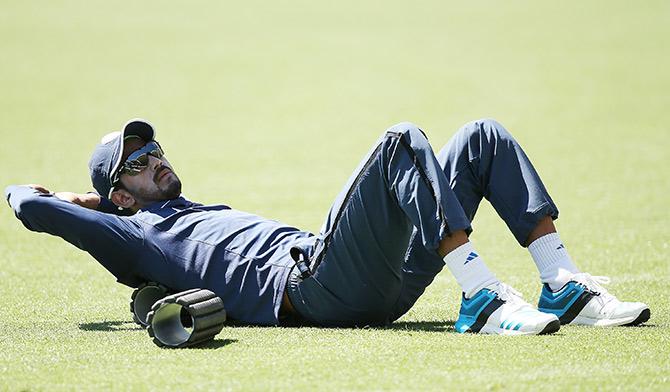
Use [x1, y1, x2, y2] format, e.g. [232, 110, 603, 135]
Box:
[572, 273, 619, 313]
[573, 273, 611, 296]
[491, 283, 529, 309]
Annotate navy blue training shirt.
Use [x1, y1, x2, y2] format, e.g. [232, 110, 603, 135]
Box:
[5, 185, 316, 325]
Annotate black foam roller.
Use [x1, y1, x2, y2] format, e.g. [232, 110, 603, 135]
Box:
[146, 288, 227, 348]
[129, 282, 172, 326]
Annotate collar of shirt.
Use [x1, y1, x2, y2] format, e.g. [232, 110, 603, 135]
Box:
[140, 195, 201, 213]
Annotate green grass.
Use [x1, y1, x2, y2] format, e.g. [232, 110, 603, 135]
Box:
[1, 1, 669, 390]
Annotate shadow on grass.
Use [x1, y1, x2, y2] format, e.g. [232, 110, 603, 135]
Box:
[623, 324, 659, 328]
[380, 321, 572, 337]
[79, 320, 238, 349]
[184, 338, 238, 349]
[274, 318, 458, 332]
[153, 338, 239, 350]
[381, 320, 456, 332]
[78, 320, 144, 332]
[377, 321, 660, 335]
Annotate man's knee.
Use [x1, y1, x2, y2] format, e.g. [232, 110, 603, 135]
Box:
[384, 121, 432, 153]
[386, 121, 427, 137]
[458, 118, 514, 142]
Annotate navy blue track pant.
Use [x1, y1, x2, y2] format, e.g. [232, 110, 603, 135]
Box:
[286, 119, 559, 327]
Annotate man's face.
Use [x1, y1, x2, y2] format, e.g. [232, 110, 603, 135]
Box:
[116, 137, 182, 206]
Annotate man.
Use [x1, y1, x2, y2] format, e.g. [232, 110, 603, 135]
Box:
[5, 118, 650, 335]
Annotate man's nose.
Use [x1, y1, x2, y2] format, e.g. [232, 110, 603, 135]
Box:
[148, 155, 163, 171]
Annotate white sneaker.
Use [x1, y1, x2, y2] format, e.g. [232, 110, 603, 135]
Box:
[455, 282, 560, 335]
[538, 273, 650, 326]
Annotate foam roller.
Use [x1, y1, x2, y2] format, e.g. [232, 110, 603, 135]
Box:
[146, 289, 227, 348]
[130, 282, 172, 327]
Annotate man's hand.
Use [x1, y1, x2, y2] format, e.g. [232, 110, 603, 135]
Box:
[26, 184, 51, 194]
[22, 184, 100, 210]
[54, 192, 101, 210]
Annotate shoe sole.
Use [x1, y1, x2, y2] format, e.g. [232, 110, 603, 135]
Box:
[539, 319, 561, 334]
[571, 307, 650, 327]
[624, 308, 650, 326]
[476, 319, 560, 336]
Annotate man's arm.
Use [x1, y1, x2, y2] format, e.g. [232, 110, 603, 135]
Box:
[54, 191, 102, 210]
[5, 185, 145, 287]
[24, 184, 133, 216]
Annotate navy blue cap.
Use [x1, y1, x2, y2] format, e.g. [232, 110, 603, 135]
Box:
[88, 119, 156, 198]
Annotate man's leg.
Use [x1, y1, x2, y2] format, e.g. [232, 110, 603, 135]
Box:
[287, 121, 558, 334]
[388, 118, 559, 321]
[531, 216, 650, 326]
[285, 122, 472, 327]
[389, 119, 649, 327]
[437, 119, 648, 326]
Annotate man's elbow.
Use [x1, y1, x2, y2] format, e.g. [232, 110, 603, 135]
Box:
[13, 195, 42, 216]
[8, 191, 51, 230]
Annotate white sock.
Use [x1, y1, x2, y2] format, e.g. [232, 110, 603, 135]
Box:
[528, 232, 579, 291]
[443, 242, 499, 298]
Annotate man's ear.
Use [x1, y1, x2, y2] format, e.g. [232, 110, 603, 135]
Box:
[110, 188, 135, 209]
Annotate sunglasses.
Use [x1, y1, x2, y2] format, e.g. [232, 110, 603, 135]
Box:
[112, 141, 165, 184]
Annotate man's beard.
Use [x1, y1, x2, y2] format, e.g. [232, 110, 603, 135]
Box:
[130, 169, 183, 205]
[155, 177, 182, 200]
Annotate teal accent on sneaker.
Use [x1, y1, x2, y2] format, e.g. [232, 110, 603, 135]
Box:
[455, 289, 504, 333]
[538, 281, 595, 324]
[499, 319, 523, 331]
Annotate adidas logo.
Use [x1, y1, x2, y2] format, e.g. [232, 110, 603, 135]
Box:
[465, 252, 478, 265]
[556, 244, 565, 250]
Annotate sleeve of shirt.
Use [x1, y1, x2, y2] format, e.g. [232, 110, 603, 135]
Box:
[5, 185, 145, 287]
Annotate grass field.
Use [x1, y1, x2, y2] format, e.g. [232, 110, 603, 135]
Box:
[1, 1, 669, 390]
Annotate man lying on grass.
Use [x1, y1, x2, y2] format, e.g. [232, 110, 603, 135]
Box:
[5, 118, 650, 335]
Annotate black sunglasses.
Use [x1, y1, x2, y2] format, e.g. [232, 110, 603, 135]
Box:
[112, 141, 164, 185]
